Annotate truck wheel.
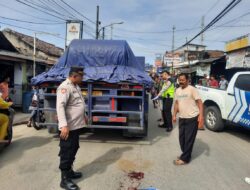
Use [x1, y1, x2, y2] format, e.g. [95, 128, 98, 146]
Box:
[123, 114, 148, 138]
[205, 106, 224, 131]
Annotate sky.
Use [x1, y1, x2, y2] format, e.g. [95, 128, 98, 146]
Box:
[0, 0, 249, 64]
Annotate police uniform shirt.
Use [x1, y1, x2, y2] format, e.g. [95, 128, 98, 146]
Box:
[56, 78, 86, 131]
[158, 77, 172, 96]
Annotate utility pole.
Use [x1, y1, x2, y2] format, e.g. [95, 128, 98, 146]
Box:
[110, 24, 113, 40]
[171, 25, 175, 73]
[201, 15, 205, 45]
[96, 5, 99, 39]
[102, 27, 105, 40]
[33, 33, 36, 77]
[186, 37, 190, 69]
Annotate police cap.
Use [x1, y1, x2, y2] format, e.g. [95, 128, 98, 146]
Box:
[69, 66, 84, 76]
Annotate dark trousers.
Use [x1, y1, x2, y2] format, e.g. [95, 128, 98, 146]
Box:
[59, 129, 80, 171]
[179, 116, 198, 162]
[162, 98, 173, 129]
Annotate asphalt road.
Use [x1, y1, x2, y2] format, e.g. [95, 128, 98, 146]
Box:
[0, 102, 250, 190]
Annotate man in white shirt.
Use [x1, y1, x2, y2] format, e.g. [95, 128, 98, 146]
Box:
[172, 73, 204, 165]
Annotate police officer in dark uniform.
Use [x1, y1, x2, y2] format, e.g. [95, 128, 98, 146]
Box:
[153, 69, 175, 132]
[57, 67, 86, 190]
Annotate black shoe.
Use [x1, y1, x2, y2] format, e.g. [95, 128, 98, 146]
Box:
[158, 124, 165, 128]
[166, 128, 173, 132]
[68, 169, 82, 179]
[60, 179, 79, 190]
[61, 171, 79, 190]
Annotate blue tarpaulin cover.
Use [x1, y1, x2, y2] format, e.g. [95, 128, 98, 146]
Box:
[31, 39, 153, 87]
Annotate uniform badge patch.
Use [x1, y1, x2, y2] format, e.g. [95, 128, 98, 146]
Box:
[61, 88, 67, 94]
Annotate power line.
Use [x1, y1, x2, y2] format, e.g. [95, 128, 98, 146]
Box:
[185, 0, 221, 38]
[15, 0, 66, 21]
[115, 26, 200, 34]
[37, 0, 75, 20]
[221, 24, 250, 27]
[0, 21, 71, 43]
[17, 0, 96, 37]
[204, 0, 221, 16]
[115, 1, 221, 35]
[59, 0, 96, 25]
[22, 0, 74, 20]
[211, 10, 250, 29]
[107, 7, 250, 35]
[0, 3, 61, 22]
[200, 9, 250, 42]
[84, 27, 96, 38]
[113, 34, 172, 47]
[47, 0, 79, 20]
[0, 16, 65, 25]
[115, 12, 250, 36]
[181, 0, 242, 48]
[84, 24, 96, 33]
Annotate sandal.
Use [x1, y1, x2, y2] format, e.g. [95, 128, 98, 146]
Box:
[173, 159, 187, 165]
[27, 121, 32, 127]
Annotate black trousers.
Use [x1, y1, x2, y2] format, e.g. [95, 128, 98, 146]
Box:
[162, 98, 173, 129]
[179, 116, 198, 162]
[59, 129, 80, 171]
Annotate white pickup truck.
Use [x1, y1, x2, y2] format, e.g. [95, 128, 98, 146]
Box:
[196, 71, 250, 131]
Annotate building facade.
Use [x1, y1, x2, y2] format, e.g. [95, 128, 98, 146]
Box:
[0, 28, 63, 107]
[225, 34, 250, 69]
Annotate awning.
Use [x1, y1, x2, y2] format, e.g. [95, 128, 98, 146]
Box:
[197, 56, 225, 64]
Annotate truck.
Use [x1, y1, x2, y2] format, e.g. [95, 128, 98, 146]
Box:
[196, 71, 250, 131]
[31, 40, 152, 137]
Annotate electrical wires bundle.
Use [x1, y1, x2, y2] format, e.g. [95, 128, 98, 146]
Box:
[181, 0, 242, 47]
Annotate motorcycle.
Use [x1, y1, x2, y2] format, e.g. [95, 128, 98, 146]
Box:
[27, 99, 46, 130]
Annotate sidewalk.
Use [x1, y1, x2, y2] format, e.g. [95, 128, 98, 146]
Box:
[13, 108, 30, 126]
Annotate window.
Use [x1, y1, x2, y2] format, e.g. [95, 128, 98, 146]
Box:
[234, 74, 250, 91]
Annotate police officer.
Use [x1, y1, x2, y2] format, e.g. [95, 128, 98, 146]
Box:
[153, 69, 175, 132]
[57, 67, 86, 190]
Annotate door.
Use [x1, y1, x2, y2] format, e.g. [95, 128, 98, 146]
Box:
[227, 74, 250, 128]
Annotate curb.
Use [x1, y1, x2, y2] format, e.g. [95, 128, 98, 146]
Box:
[13, 120, 29, 126]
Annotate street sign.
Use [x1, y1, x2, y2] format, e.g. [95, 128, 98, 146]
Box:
[66, 20, 83, 47]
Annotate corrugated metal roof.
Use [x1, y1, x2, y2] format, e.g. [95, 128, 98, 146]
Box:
[3, 28, 63, 57]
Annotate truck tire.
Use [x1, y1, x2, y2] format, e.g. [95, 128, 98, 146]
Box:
[204, 106, 224, 131]
[123, 114, 148, 138]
